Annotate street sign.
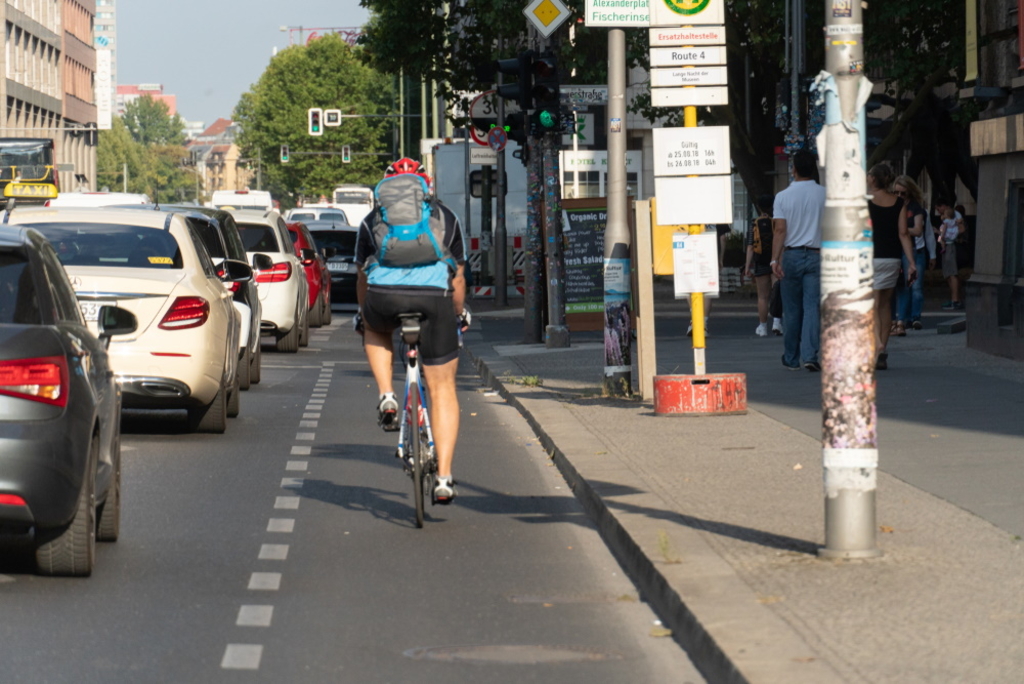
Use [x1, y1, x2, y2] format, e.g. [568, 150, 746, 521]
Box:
[652, 85, 729, 107]
[470, 146, 498, 165]
[468, 90, 520, 146]
[524, 0, 571, 38]
[651, 66, 728, 87]
[650, 45, 727, 67]
[560, 85, 609, 107]
[652, 126, 731, 176]
[649, 25, 726, 46]
[324, 109, 342, 126]
[487, 126, 508, 152]
[655, 175, 733, 225]
[649, 0, 725, 27]
[584, 0, 650, 27]
[562, 112, 595, 146]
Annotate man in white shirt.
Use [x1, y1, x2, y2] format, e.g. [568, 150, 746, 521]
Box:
[771, 150, 827, 371]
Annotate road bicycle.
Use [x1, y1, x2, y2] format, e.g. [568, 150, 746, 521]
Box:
[394, 313, 437, 528]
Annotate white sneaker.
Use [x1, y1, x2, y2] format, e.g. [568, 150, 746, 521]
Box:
[377, 393, 398, 431]
[433, 476, 456, 504]
[772, 318, 783, 336]
[755, 322, 768, 337]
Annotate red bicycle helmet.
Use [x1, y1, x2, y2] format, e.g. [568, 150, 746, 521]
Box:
[384, 157, 424, 177]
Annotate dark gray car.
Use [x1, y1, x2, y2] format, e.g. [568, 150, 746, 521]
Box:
[0, 226, 136, 576]
[305, 219, 359, 306]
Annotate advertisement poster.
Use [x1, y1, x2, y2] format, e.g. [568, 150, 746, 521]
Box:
[672, 232, 720, 297]
[561, 204, 607, 315]
[603, 257, 632, 374]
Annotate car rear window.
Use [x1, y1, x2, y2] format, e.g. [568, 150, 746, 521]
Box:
[318, 212, 347, 223]
[28, 223, 183, 269]
[0, 252, 41, 324]
[289, 213, 315, 221]
[310, 230, 357, 256]
[238, 224, 280, 252]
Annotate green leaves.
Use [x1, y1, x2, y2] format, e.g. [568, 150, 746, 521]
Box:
[233, 34, 393, 205]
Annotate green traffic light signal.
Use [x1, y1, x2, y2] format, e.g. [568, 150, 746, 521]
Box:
[538, 109, 557, 129]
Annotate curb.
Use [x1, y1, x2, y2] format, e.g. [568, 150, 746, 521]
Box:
[465, 345, 845, 684]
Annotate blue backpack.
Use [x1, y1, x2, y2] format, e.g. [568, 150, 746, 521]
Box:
[364, 174, 455, 289]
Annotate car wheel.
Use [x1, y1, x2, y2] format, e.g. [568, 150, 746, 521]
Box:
[36, 436, 97, 577]
[227, 372, 240, 418]
[299, 307, 310, 347]
[323, 296, 332, 325]
[309, 294, 323, 328]
[238, 344, 252, 391]
[188, 382, 227, 434]
[276, 317, 299, 353]
[250, 340, 262, 384]
[96, 433, 121, 543]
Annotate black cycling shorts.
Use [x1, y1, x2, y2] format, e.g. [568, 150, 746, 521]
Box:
[363, 288, 459, 365]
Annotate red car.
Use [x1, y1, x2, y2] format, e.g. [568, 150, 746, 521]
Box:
[286, 221, 332, 327]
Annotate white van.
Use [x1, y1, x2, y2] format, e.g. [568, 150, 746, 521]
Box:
[331, 184, 374, 226]
[210, 189, 274, 212]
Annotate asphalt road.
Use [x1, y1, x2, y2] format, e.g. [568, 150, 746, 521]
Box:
[0, 318, 704, 684]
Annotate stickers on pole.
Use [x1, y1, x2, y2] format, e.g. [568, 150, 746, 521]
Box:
[820, 241, 874, 295]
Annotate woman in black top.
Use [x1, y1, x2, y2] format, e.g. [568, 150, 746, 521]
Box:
[867, 163, 916, 370]
[745, 194, 781, 336]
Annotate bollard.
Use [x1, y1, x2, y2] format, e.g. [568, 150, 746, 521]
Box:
[653, 373, 747, 416]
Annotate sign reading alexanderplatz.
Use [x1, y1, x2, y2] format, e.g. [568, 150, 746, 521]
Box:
[584, 0, 649, 27]
[585, 0, 726, 28]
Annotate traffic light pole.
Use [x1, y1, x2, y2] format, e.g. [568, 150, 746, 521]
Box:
[603, 28, 631, 396]
[495, 52, 508, 308]
[524, 134, 545, 344]
[818, 3, 881, 559]
[542, 132, 569, 348]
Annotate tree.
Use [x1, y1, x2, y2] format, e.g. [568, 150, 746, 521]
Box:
[233, 34, 393, 203]
[97, 114, 197, 201]
[96, 117, 145, 192]
[123, 95, 187, 146]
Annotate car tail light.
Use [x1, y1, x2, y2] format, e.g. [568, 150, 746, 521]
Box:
[256, 262, 292, 283]
[0, 356, 68, 407]
[159, 297, 210, 330]
[227, 281, 242, 293]
[0, 494, 27, 506]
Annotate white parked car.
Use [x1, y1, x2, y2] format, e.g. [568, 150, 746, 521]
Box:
[284, 206, 350, 225]
[45, 192, 151, 208]
[230, 209, 309, 352]
[210, 189, 274, 212]
[7, 207, 249, 433]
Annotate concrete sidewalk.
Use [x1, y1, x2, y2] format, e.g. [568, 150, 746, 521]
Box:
[462, 297, 1024, 684]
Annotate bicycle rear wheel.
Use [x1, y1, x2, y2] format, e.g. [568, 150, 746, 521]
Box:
[409, 382, 424, 528]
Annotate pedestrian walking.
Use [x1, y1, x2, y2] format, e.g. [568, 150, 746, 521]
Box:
[771, 150, 826, 371]
[935, 197, 965, 311]
[867, 163, 917, 370]
[892, 175, 934, 333]
[745, 194, 782, 337]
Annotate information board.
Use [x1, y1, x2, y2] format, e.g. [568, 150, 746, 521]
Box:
[562, 202, 607, 316]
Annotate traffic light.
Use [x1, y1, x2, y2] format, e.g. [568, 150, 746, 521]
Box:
[530, 52, 561, 137]
[505, 112, 528, 145]
[342, 145, 351, 163]
[280, 144, 290, 163]
[494, 50, 535, 111]
[308, 107, 323, 136]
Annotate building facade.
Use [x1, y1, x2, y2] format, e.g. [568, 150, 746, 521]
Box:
[0, 0, 97, 190]
[186, 118, 254, 201]
[116, 83, 176, 117]
[964, 1, 1024, 360]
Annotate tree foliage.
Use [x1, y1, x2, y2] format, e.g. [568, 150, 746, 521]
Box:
[97, 113, 197, 202]
[233, 34, 393, 203]
[359, 0, 973, 198]
[123, 95, 187, 146]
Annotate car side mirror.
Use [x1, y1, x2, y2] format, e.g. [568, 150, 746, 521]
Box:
[97, 306, 138, 346]
[322, 247, 337, 259]
[251, 253, 274, 271]
[220, 259, 254, 283]
[300, 248, 317, 266]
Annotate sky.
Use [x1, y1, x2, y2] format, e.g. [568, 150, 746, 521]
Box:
[117, 0, 370, 127]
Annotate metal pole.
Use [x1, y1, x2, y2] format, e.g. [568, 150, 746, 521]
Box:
[480, 164, 492, 286]
[123, 161, 127, 193]
[399, 72, 405, 158]
[543, 133, 568, 347]
[790, 0, 802, 150]
[603, 28, 631, 396]
[256, 150, 262, 191]
[818, 0, 880, 558]
[463, 126, 472, 243]
[524, 133, 544, 344]
[421, 79, 428, 143]
[495, 72, 508, 308]
[572, 110, 580, 197]
[684, 105, 707, 375]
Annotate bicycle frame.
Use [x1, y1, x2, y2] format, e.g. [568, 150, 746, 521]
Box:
[396, 343, 435, 464]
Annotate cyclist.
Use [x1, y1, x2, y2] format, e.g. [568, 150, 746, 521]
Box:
[354, 158, 468, 503]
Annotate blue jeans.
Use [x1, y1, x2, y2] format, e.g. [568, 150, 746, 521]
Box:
[895, 249, 927, 322]
[781, 249, 821, 367]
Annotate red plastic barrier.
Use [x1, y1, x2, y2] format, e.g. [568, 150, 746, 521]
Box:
[653, 373, 747, 416]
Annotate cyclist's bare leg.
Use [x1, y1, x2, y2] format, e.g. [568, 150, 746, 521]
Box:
[363, 326, 395, 396]
[422, 358, 459, 478]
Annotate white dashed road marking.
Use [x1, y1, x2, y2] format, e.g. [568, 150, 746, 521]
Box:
[222, 644, 263, 669]
[259, 544, 289, 560]
[248, 572, 282, 590]
[291, 446, 311, 455]
[299, 420, 317, 428]
[237, 605, 274, 627]
[296, 432, 315, 441]
[274, 496, 300, 510]
[303, 413, 320, 419]
[286, 461, 308, 471]
[281, 477, 304, 489]
[267, 518, 295, 533]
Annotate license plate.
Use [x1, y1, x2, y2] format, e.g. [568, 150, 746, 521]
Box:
[79, 302, 104, 322]
[328, 262, 351, 273]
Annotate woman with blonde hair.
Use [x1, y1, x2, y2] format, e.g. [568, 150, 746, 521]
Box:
[892, 175, 935, 333]
[867, 163, 917, 369]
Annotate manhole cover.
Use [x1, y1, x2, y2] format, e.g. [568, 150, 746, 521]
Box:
[404, 645, 622, 664]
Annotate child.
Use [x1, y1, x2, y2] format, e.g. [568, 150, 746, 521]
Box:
[935, 199, 964, 310]
[938, 207, 959, 249]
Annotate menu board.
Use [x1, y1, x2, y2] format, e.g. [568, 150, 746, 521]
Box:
[562, 203, 606, 314]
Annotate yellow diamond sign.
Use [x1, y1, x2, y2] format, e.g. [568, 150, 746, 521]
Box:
[524, 0, 570, 37]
